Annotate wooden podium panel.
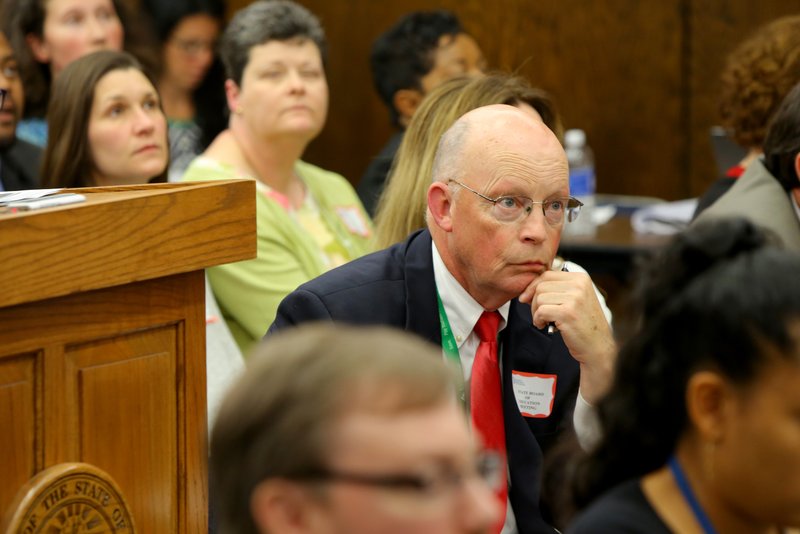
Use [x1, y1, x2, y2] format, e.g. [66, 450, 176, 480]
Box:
[0, 353, 38, 512]
[0, 181, 256, 533]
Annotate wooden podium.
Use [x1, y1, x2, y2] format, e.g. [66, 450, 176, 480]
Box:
[0, 180, 256, 533]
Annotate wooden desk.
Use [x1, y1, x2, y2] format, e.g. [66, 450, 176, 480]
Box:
[559, 215, 671, 340]
[0, 180, 256, 533]
[559, 214, 671, 278]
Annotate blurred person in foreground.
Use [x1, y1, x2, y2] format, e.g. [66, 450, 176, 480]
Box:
[357, 9, 486, 216]
[568, 218, 800, 533]
[183, 0, 373, 354]
[694, 15, 800, 217]
[211, 323, 500, 534]
[694, 80, 800, 250]
[271, 104, 616, 534]
[0, 29, 40, 190]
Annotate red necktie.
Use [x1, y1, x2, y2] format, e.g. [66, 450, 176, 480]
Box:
[470, 311, 507, 533]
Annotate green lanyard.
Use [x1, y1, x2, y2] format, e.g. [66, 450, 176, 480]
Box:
[436, 290, 467, 404]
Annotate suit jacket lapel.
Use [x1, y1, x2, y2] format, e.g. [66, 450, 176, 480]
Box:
[403, 230, 441, 346]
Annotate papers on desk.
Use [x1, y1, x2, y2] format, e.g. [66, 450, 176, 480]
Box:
[0, 188, 63, 204]
[592, 204, 617, 226]
[631, 198, 698, 235]
[0, 189, 86, 213]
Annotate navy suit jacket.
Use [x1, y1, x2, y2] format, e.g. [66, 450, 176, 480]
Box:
[0, 139, 41, 191]
[270, 229, 579, 534]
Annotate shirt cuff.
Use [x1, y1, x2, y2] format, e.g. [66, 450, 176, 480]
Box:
[573, 389, 601, 451]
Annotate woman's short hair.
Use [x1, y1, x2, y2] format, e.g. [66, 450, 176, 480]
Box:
[219, 0, 327, 86]
[718, 15, 800, 149]
[571, 217, 800, 508]
[373, 72, 563, 248]
[40, 50, 167, 188]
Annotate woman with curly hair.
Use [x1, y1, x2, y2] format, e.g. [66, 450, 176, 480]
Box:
[695, 15, 800, 217]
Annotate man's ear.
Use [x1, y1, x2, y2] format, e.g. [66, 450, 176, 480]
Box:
[26, 33, 50, 64]
[427, 182, 454, 232]
[685, 370, 732, 442]
[250, 479, 325, 534]
[225, 79, 242, 115]
[393, 89, 424, 128]
[793, 153, 800, 187]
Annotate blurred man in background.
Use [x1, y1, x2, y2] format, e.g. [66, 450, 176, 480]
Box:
[358, 10, 486, 215]
[0, 30, 40, 191]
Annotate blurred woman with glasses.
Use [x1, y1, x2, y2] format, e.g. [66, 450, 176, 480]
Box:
[0, 28, 42, 192]
[140, 0, 227, 181]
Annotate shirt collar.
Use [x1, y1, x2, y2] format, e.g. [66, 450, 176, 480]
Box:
[432, 241, 509, 348]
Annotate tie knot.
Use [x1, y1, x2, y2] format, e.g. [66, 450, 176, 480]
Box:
[474, 311, 501, 342]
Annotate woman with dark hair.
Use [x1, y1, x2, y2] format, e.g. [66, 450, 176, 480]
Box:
[140, 0, 227, 181]
[567, 217, 800, 533]
[182, 0, 373, 353]
[6, 0, 153, 147]
[40, 50, 168, 187]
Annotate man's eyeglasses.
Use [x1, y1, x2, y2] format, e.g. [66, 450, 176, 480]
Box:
[449, 179, 582, 226]
[291, 450, 504, 498]
[0, 89, 7, 110]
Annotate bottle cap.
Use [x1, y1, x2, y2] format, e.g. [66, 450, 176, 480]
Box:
[564, 129, 586, 148]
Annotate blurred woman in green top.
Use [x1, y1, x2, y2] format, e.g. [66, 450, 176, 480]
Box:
[182, 0, 372, 353]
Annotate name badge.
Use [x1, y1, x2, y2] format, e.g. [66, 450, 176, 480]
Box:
[511, 371, 557, 418]
[336, 206, 371, 237]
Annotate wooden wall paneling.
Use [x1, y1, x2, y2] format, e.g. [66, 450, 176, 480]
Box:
[483, 1, 686, 200]
[232, 0, 688, 199]
[300, 0, 474, 186]
[688, 1, 800, 197]
[225, 0, 800, 202]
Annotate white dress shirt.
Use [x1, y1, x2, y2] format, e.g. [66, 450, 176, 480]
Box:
[431, 242, 602, 534]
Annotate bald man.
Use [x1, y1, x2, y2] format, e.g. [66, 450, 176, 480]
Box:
[271, 105, 615, 534]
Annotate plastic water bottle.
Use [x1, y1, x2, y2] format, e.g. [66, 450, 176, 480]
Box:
[563, 128, 597, 236]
